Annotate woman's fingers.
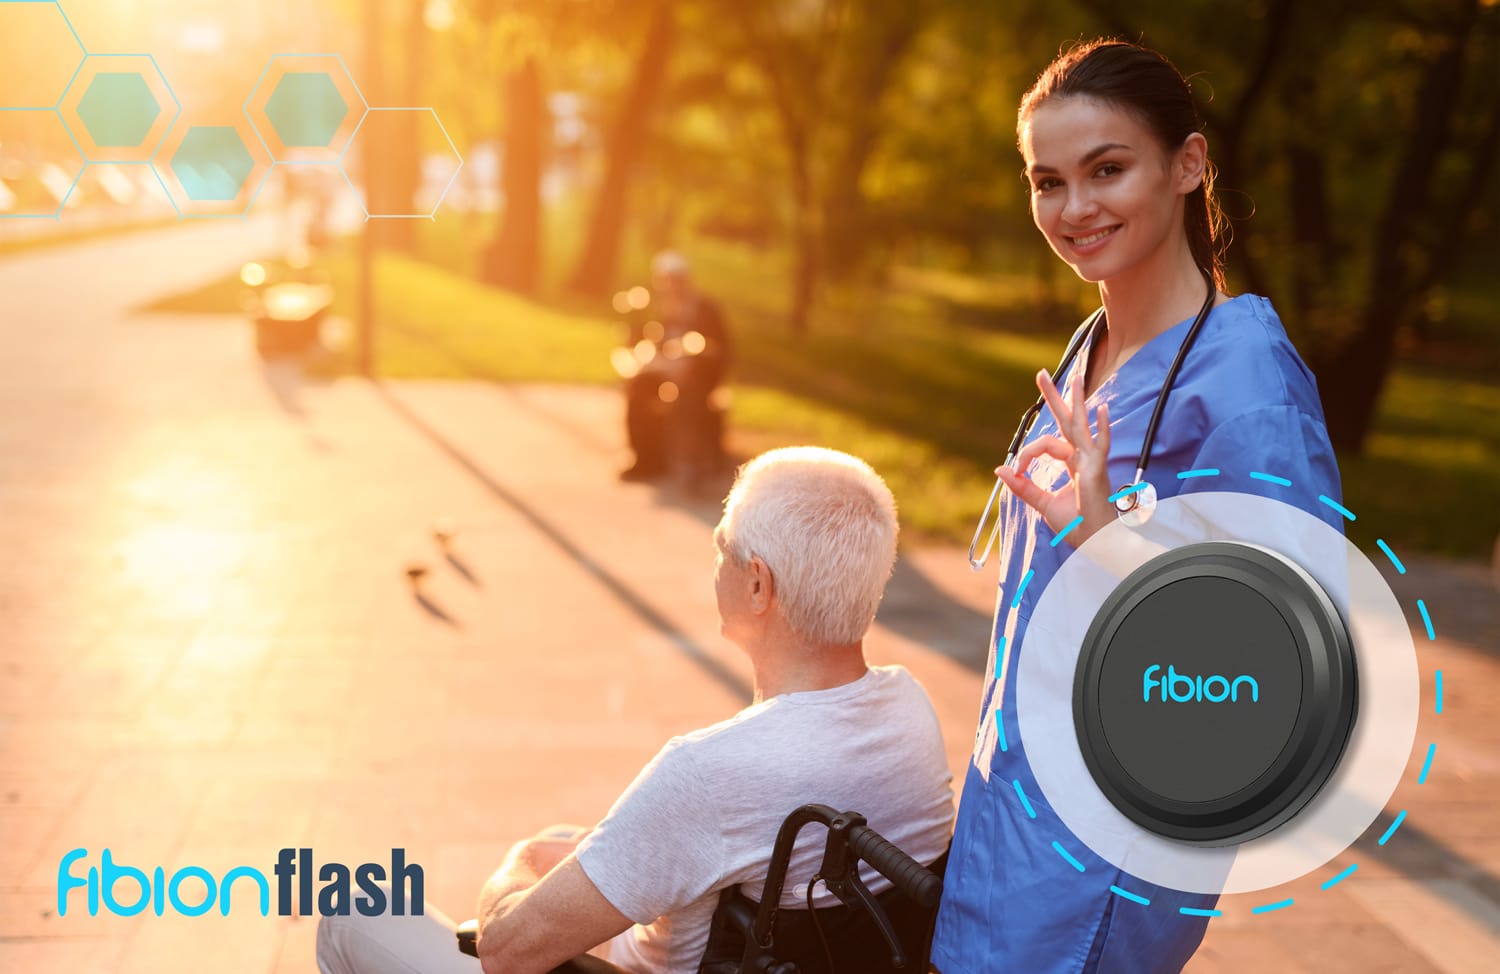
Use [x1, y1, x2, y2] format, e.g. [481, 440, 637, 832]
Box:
[1096, 401, 1111, 454]
[1036, 369, 1073, 435]
[1008, 434, 1075, 473]
[1071, 364, 1088, 439]
[996, 465, 1052, 517]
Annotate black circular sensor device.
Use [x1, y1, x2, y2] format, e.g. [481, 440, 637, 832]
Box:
[1073, 541, 1357, 846]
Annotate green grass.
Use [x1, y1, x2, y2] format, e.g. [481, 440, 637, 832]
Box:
[140, 224, 1500, 559]
[1342, 369, 1500, 557]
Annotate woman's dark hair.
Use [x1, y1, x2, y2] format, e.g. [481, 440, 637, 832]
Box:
[1018, 39, 1227, 290]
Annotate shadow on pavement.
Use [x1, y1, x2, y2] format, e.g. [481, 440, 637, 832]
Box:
[415, 590, 462, 628]
[1351, 806, 1500, 929]
[258, 353, 339, 454]
[879, 558, 993, 671]
[374, 382, 752, 704]
[445, 551, 482, 587]
[357, 309, 1022, 668]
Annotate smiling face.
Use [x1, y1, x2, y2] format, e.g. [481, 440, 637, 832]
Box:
[1021, 96, 1202, 286]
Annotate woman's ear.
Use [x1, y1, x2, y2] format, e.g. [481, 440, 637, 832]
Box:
[1176, 132, 1208, 194]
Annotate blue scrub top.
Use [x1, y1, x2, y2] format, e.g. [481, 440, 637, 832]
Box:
[931, 294, 1344, 974]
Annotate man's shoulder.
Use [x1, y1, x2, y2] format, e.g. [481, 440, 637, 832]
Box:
[669, 665, 929, 762]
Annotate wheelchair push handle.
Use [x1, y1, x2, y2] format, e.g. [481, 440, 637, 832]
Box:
[456, 918, 478, 957]
[846, 824, 943, 910]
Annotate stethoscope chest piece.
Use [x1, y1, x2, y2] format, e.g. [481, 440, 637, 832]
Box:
[1072, 541, 1357, 846]
[1113, 481, 1158, 526]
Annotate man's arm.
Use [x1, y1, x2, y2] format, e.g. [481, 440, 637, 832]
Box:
[477, 738, 720, 973]
[475, 838, 632, 974]
[476, 833, 583, 918]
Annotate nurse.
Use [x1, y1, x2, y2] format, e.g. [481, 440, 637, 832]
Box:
[930, 39, 1344, 973]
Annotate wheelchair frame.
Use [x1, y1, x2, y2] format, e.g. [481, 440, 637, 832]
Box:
[457, 803, 945, 974]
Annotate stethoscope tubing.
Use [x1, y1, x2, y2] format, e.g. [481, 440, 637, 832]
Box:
[967, 270, 1217, 570]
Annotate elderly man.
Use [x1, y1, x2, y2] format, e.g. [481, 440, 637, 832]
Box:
[619, 250, 732, 487]
[317, 447, 954, 974]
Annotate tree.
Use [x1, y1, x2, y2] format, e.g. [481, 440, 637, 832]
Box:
[482, 54, 548, 294]
[1068, 0, 1500, 451]
[383, 0, 429, 253]
[722, 0, 933, 333]
[1312, 0, 1498, 450]
[567, 0, 678, 297]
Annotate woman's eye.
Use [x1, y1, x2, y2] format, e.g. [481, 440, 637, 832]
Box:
[1095, 163, 1122, 178]
[1033, 178, 1061, 192]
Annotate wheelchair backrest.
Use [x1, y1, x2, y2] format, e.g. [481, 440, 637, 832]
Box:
[696, 849, 949, 974]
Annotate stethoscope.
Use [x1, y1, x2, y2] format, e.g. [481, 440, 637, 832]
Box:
[968, 270, 1218, 570]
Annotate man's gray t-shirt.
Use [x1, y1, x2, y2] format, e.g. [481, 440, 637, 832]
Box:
[575, 665, 955, 973]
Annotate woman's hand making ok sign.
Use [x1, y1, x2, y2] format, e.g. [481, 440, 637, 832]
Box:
[995, 367, 1116, 548]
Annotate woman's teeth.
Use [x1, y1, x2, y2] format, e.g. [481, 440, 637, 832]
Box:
[1072, 227, 1116, 246]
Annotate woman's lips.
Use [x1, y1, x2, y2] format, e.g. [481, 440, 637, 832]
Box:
[1066, 225, 1120, 255]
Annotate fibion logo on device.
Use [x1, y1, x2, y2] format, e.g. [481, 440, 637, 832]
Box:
[1073, 541, 1357, 847]
[1141, 664, 1260, 703]
[57, 848, 423, 918]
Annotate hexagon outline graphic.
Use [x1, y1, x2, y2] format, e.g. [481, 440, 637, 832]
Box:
[244, 54, 367, 164]
[0, 107, 86, 218]
[0, 1, 87, 111]
[58, 53, 181, 163]
[149, 115, 273, 219]
[340, 106, 464, 219]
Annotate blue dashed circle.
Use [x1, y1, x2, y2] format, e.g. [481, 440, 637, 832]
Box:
[1008, 467, 1442, 918]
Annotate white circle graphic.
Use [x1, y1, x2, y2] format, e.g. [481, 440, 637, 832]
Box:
[1017, 490, 1419, 895]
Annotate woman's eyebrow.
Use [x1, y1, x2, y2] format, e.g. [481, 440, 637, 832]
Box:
[1028, 142, 1132, 175]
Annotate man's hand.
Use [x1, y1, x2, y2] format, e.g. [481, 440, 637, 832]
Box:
[476, 836, 581, 922]
[473, 836, 632, 974]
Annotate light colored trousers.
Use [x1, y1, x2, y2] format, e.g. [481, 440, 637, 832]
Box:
[317, 826, 615, 974]
[316, 897, 481, 974]
[316, 896, 629, 974]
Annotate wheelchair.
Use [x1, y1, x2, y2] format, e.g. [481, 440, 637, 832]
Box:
[457, 803, 946, 974]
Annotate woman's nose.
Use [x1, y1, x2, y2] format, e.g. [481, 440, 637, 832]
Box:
[1062, 186, 1099, 225]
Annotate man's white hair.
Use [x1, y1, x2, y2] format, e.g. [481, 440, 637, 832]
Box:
[716, 446, 899, 646]
[651, 249, 691, 278]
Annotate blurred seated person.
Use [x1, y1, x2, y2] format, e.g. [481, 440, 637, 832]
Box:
[616, 251, 733, 485]
[315, 447, 954, 974]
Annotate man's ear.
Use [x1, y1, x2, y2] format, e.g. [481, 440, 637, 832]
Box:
[1176, 132, 1208, 194]
[748, 556, 775, 615]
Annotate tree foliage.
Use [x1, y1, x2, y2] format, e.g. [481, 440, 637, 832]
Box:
[422, 0, 1498, 449]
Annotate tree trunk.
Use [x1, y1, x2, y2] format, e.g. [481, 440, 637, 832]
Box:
[567, 1, 676, 297]
[819, 9, 923, 281]
[729, 3, 820, 334]
[787, 125, 816, 336]
[380, 0, 426, 251]
[1315, 0, 1479, 451]
[482, 57, 547, 295]
[1280, 63, 1335, 322]
[1209, 0, 1301, 297]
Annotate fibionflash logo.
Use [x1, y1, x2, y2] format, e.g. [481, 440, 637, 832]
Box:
[57, 848, 423, 918]
[1142, 664, 1260, 703]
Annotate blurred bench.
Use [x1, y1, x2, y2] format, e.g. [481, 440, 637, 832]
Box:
[250, 280, 334, 360]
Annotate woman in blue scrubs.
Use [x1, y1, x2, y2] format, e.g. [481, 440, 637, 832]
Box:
[929, 40, 1343, 973]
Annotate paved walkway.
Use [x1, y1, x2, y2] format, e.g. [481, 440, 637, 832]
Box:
[0, 222, 1495, 972]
